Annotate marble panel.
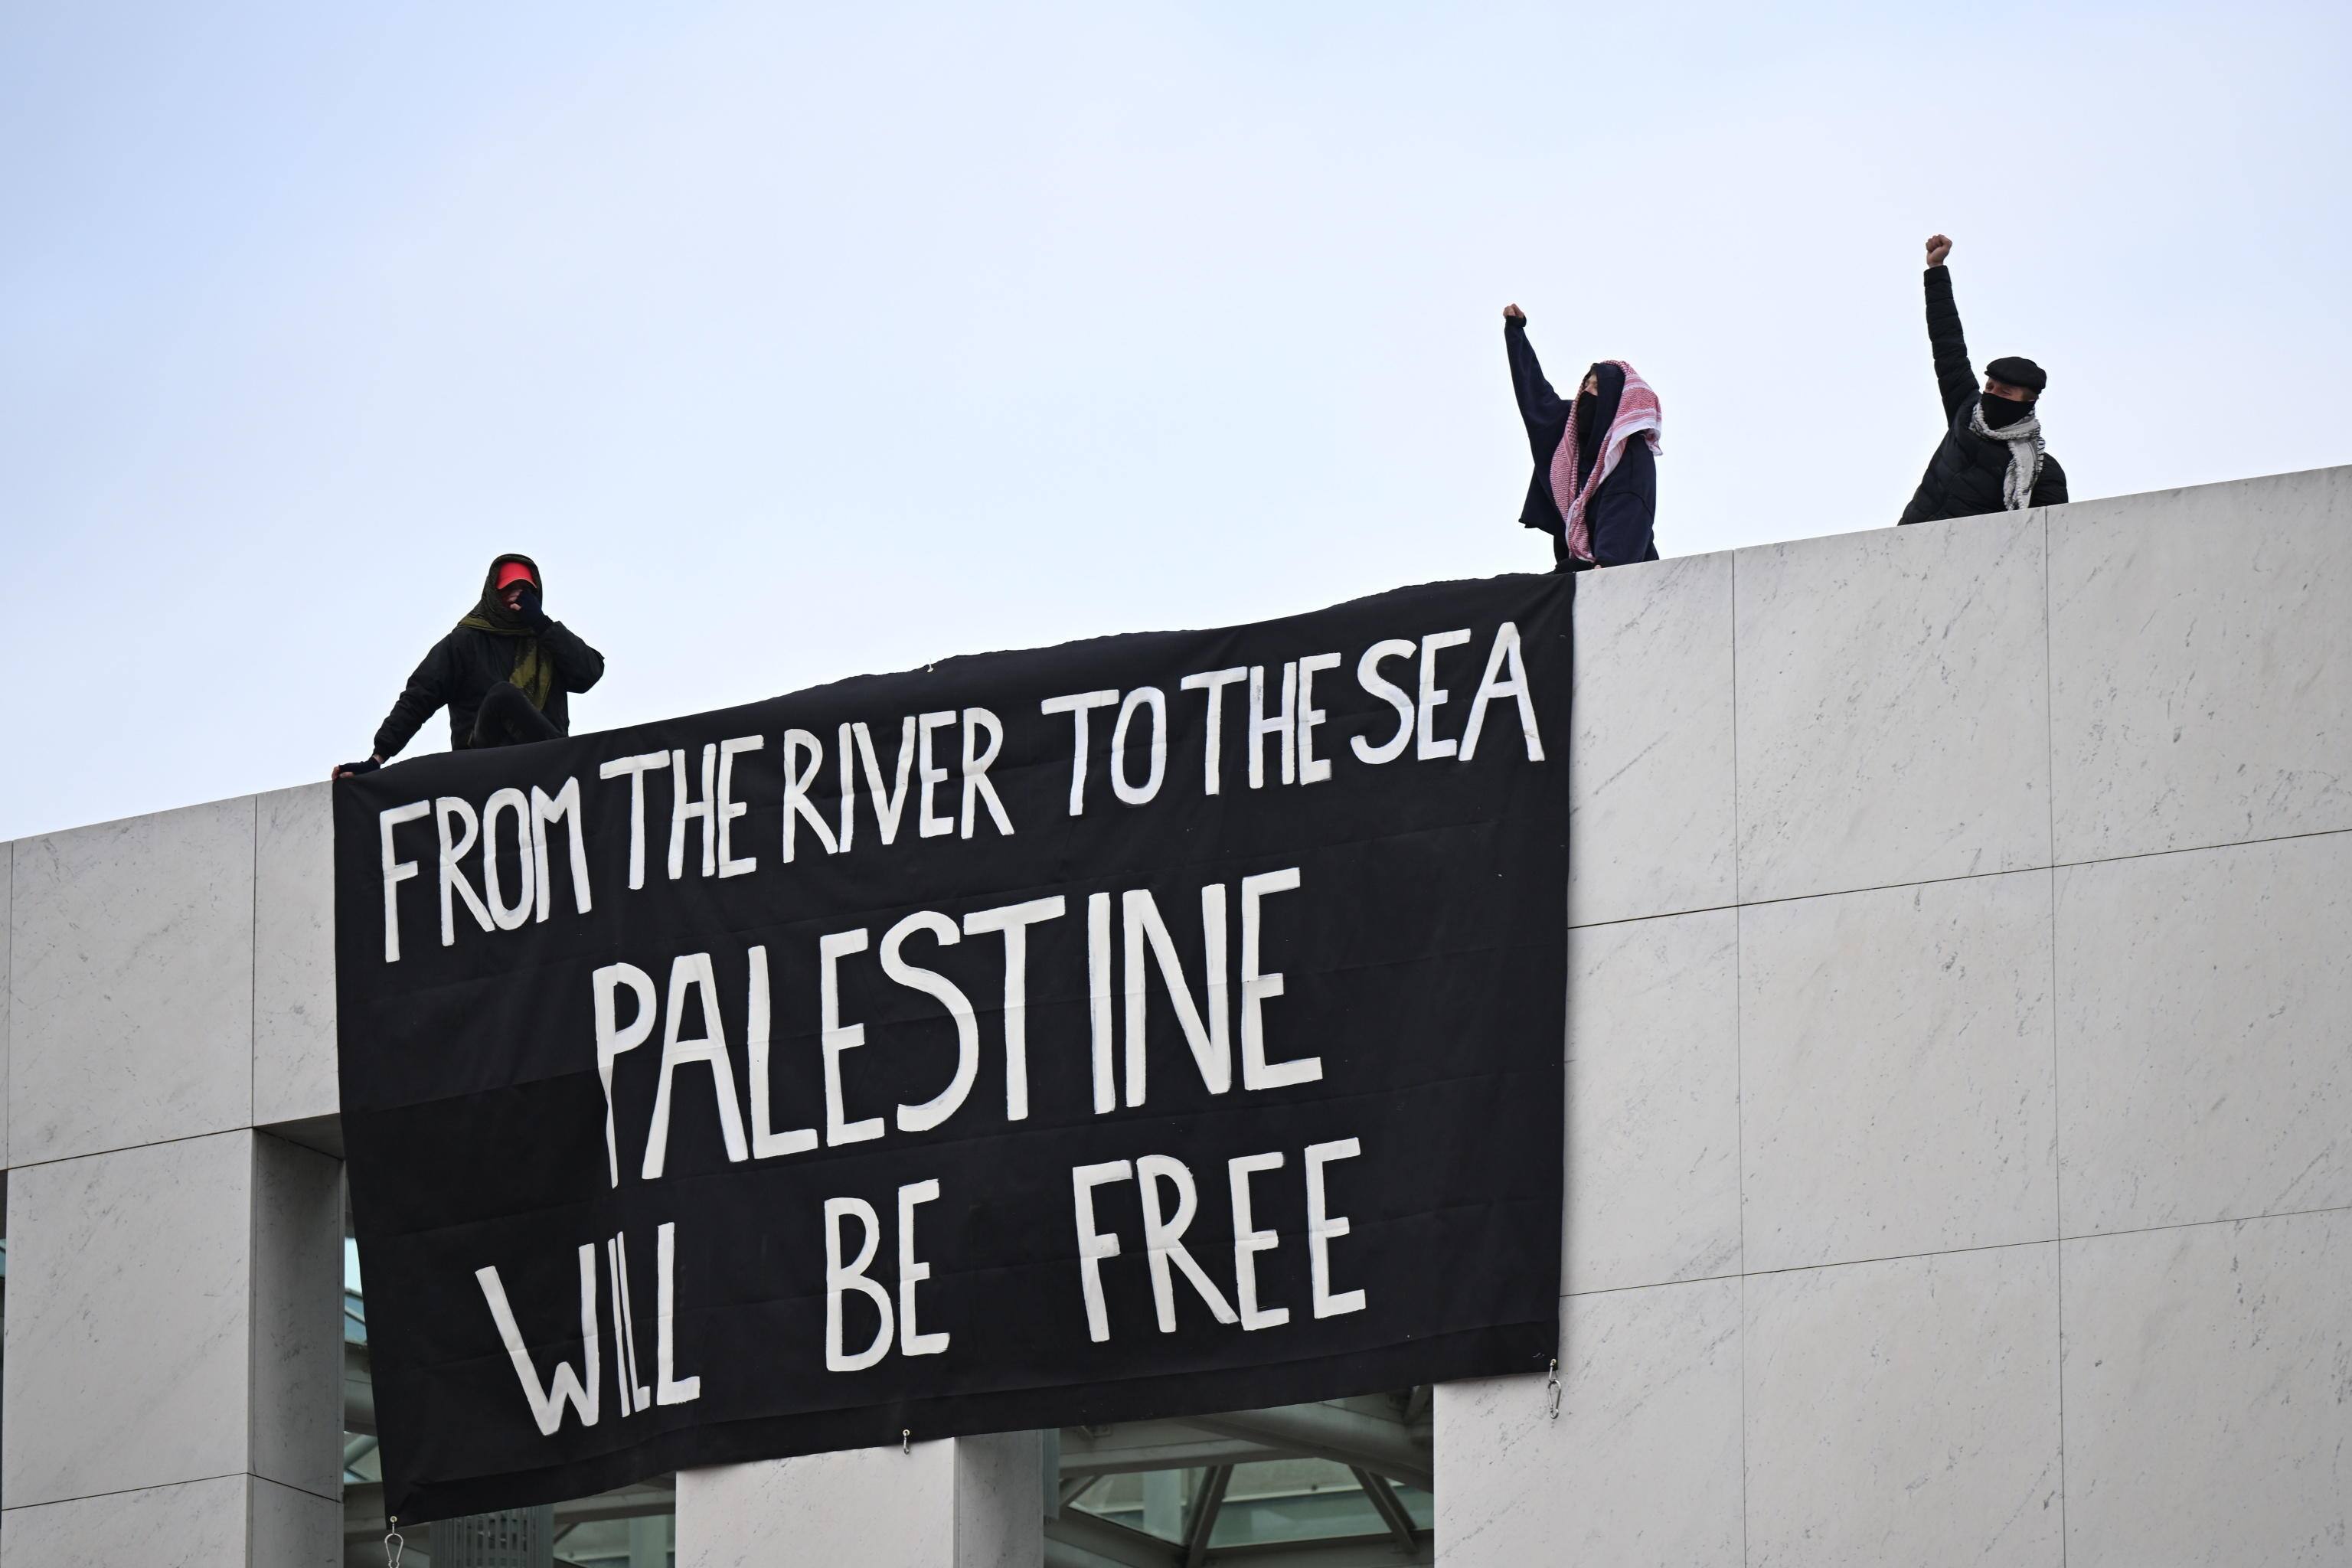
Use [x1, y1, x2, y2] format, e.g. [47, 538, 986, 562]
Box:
[1436, 1277, 1741, 1568]
[1743, 1243, 2063, 1568]
[1567, 551, 1737, 926]
[249, 1474, 341, 1566]
[2056, 833, 2352, 1236]
[254, 784, 338, 1126]
[679, 1434, 1040, 1568]
[2, 840, 11, 1171]
[951, 1430, 1044, 1566]
[1, 1475, 249, 1567]
[1565, 909, 1740, 1295]
[8, 795, 256, 1164]
[1734, 511, 2051, 903]
[2050, 466, 2352, 864]
[1740, 871, 2056, 1272]
[249, 1134, 344, 1498]
[2, 1133, 253, 1505]
[2061, 1208, 2352, 1566]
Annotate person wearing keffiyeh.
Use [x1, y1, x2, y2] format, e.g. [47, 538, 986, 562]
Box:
[333, 553, 606, 778]
[1501, 304, 1662, 570]
[1896, 233, 2068, 525]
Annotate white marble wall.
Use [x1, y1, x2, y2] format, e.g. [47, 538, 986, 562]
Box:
[253, 783, 338, 1128]
[2054, 831, 2352, 1235]
[2048, 465, 2352, 864]
[677, 1436, 1042, 1568]
[1441, 1278, 1743, 1567]
[1746, 1244, 2063, 1568]
[0, 1131, 342, 1565]
[1, 780, 341, 1163]
[1446, 466, 2352, 1568]
[1564, 910, 1740, 1295]
[1740, 870, 2056, 1272]
[2060, 1208, 2351, 1566]
[6, 1135, 259, 1504]
[1, 839, 11, 1171]
[2, 1474, 253, 1566]
[0, 1475, 338, 1568]
[1733, 511, 2051, 903]
[0, 778, 345, 1562]
[8, 796, 259, 1164]
[1567, 551, 1738, 926]
[1, 465, 2345, 1566]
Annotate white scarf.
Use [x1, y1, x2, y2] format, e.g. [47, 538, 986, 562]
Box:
[1968, 399, 2047, 511]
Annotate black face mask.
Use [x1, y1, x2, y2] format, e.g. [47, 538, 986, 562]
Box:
[1980, 391, 2035, 430]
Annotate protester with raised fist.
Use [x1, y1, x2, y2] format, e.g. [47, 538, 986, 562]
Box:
[1501, 303, 1662, 570]
[1896, 234, 2069, 525]
[333, 553, 606, 778]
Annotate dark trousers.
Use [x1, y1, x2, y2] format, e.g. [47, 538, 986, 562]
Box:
[470, 681, 562, 748]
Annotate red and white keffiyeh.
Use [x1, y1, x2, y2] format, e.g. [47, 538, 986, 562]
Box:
[1548, 361, 1662, 564]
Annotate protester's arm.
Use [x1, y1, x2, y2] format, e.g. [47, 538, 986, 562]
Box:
[1589, 440, 1658, 566]
[510, 583, 605, 694]
[1921, 235, 1975, 422]
[538, 621, 607, 694]
[1503, 305, 1570, 450]
[2032, 453, 2069, 509]
[369, 639, 453, 763]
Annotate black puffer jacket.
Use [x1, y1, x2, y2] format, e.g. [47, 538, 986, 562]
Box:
[1505, 317, 1659, 569]
[1898, 267, 2067, 525]
[371, 563, 606, 759]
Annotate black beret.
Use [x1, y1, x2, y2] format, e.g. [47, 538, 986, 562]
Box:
[1984, 355, 2047, 392]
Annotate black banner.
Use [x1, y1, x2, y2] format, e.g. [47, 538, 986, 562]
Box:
[335, 572, 1572, 1522]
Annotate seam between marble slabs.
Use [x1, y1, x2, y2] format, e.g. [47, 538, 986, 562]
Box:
[1727, 545, 1750, 1568]
[2043, 510, 2070, 1568]
[0, 1122, 270, 1174]
[1549, 1198, 2352, 1299]
[0, 1470, 253, 1513]
[250, 799, 261, 1170]
[5, 837, 14, 1168]
[1564, 820, 2352, 936]
[246, 792, 262, 1452]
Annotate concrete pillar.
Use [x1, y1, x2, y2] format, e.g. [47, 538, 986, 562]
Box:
[2, 790, 347, 1563]
[677, 1434, 1040, 1568]
[0, 1132, 344, 1565]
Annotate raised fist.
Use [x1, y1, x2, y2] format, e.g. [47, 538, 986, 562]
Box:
[1502, 302, 1525, 321]
[1924, 234, 1952, 267]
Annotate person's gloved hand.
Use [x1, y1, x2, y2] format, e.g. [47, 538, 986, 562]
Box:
[515, 583, 550, 630]
[333, 757, 381, 780]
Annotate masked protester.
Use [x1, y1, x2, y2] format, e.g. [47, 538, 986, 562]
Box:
[332, 554, 605, 779]
[1501, 304, 1662, 570]
[1897, 234, 2068, 525]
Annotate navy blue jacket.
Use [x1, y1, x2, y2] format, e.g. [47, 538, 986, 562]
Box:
[1504, 317, 1658, 569]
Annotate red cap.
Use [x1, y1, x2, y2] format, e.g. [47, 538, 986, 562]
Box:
[495, 560, 537, 591]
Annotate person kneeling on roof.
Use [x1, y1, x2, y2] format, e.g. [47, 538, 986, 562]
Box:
[332, 553, 605, 779]
[1501, 302, 1662, 570]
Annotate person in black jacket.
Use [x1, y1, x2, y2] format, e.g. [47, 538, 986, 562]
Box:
[1897, 234, 2067, 525]
[333, 553, 605, 778]
[1502, 304, 1661, 570]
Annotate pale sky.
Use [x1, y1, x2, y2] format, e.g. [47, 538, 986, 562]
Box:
[5, 1, 2347, 841]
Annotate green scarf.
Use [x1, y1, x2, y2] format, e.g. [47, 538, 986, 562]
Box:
[457, 553, 554, 710]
